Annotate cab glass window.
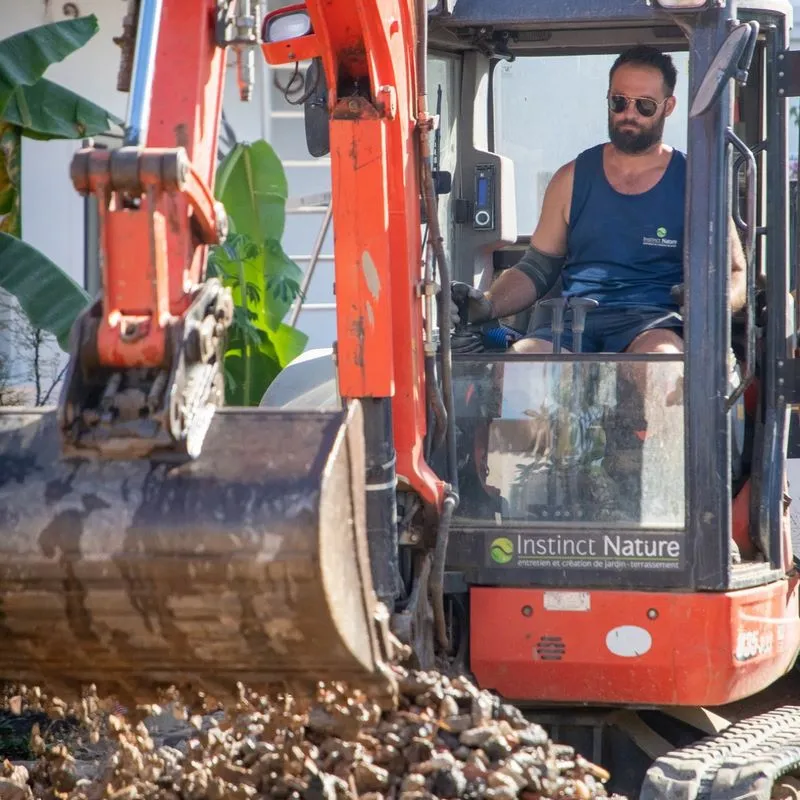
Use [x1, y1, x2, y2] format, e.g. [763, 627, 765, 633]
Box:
[427, 53, 461, 265]
[492, 52, 690, 235]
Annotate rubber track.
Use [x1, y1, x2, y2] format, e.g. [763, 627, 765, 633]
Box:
[639, 705, 800, 800]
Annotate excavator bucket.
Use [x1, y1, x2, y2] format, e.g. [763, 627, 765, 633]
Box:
[0, 402, 394, 704]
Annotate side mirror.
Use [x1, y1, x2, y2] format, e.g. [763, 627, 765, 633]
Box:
[690, 21, 759, 118]
[261, 5, 319, 65]
[304, 58, 330, 158]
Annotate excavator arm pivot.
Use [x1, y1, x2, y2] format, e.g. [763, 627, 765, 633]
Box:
[61, 0, 234, 460]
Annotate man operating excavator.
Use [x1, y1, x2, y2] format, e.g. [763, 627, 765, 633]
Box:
[451, 45, 747, 354]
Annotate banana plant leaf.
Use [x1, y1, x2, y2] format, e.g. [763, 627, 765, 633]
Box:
[2, 78, 123, 140]
[264, 237, 303, 329]
[223, 341, 281, 408]
[223, 323, 306, 406]
[216, 141, 288, 243]
[0, 231, 90, 351]
[0, 16, 99, 118]
[269, 322, 309, 367]
[210, 141, 309, 406]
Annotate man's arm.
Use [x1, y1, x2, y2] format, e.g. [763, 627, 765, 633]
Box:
[484, 162, 573, 318]
[729, 216, 747, 313]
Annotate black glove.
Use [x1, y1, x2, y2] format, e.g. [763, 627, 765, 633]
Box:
[450, 329, 484, 353]
[450, 281, 494, 328]
[670, 283, 684, 314]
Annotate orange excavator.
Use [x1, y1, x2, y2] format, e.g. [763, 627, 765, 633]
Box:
[3, 0, 800, 796]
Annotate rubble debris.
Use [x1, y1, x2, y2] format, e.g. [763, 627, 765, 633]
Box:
[1, 669, 621, 799]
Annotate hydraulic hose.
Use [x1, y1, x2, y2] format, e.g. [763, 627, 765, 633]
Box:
[424, 355, 448, 460]
[432, 493, 456, 650]
[416, 0, 459, 650]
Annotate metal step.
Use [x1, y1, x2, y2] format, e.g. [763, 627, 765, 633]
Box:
[271, 110, 305, 119]
[283, 159, 331, 168]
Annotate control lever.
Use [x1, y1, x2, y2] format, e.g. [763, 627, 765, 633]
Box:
[567, 298, 599, 354]
[451, 288, 471, 334]
[450, 284, 484, 353]
[562, 297, 598, 511]
[539, 298, 568, 354]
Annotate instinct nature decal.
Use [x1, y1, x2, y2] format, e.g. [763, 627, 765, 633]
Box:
[487, 532, 683, 571]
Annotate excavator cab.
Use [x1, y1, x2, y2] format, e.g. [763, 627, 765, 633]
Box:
[266, 0, 800, 787]
[420, 0, 800, 787]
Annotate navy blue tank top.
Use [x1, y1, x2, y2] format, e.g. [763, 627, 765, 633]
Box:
[562, 143, 685, 310]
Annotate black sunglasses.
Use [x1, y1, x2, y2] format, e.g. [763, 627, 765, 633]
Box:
[607, 93, 668, 118]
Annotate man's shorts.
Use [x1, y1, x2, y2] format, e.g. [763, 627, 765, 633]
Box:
[528, 305, 683, 354]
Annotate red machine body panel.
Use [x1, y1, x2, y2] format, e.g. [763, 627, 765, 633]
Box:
[470, 581, 800, 706]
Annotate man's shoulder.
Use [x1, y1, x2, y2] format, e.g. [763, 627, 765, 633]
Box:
[547, 160, 576, 202]
[666, 145, 687, 164]
[554, 143, 605, 178]
[553, 159, 576, 180]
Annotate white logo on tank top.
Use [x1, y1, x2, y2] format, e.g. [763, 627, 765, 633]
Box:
[643, 226, 678, 248]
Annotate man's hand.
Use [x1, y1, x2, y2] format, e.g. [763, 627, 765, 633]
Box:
[450, 282, 494, 328]
[729, 217, 747, 313]
[450, 329, 485, 353]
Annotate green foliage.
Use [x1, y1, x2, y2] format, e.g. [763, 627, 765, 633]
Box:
[0, 16, 122, 140]
[0, 231, 90, 351]
[0, 16, 120, 359]
[209, 140, 308, 405]
[0, 122, 20, 236]
[216, 140, 288, 241]
[0, 16, 97, 107]
[3, 77, 122, 140]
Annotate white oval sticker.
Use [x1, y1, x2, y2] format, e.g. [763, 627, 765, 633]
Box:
[605, 625, 653, 658]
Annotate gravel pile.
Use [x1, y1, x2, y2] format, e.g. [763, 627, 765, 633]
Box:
[0, 667, 619, 800]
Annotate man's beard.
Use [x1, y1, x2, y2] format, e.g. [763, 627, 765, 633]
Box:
[608, 112, 665, 154]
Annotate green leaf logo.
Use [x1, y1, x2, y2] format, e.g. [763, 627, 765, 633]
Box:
[490, 537, 514, 565]
[656, 227, 667, 238]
